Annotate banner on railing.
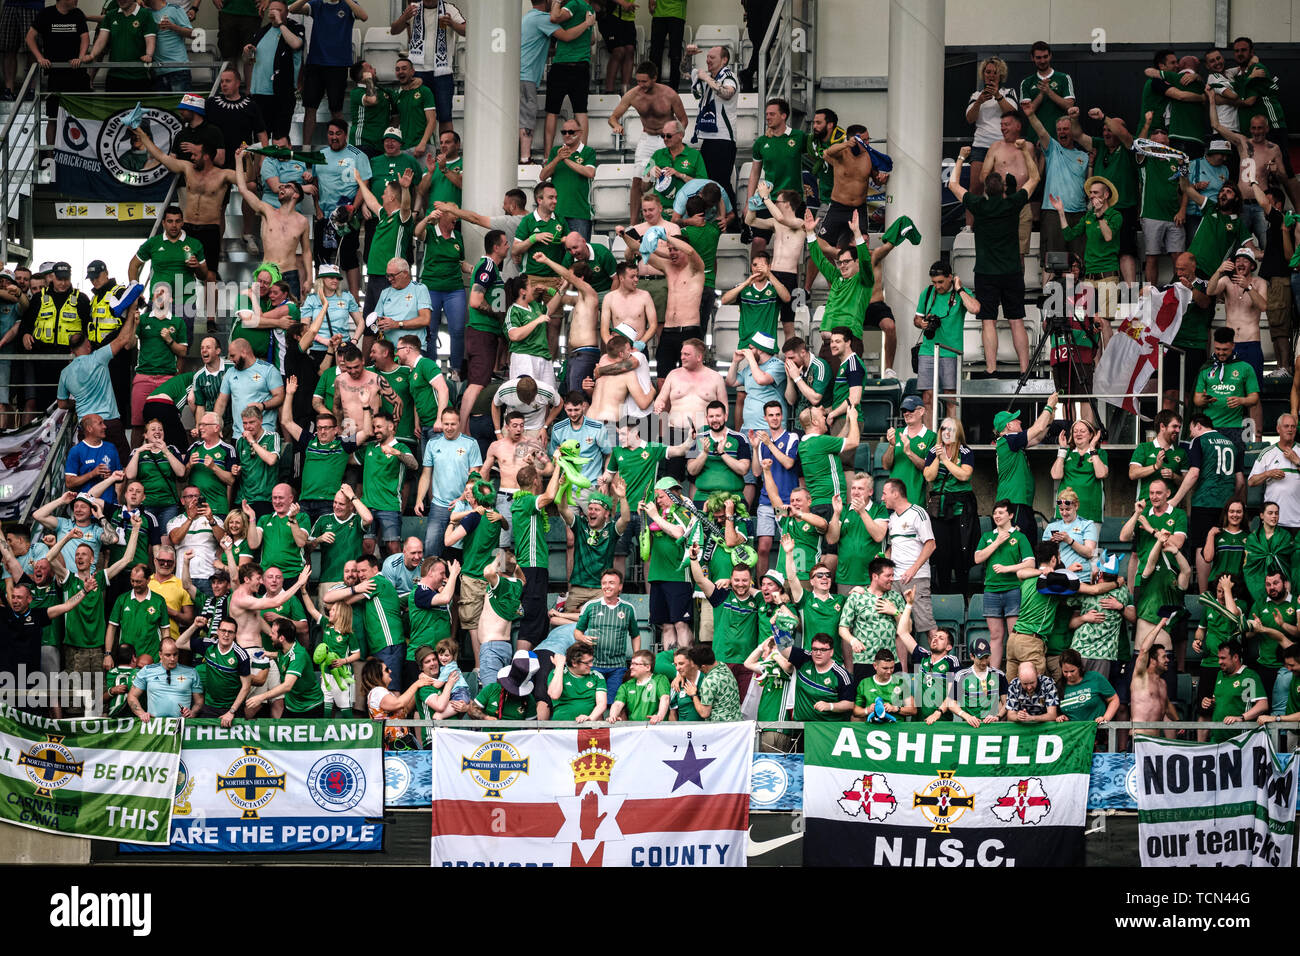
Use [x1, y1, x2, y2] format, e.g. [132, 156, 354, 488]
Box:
[54, 202, 162, 222]
[803, 722, 1095, 866]
[122, 719, 384, 853]
[431, 724, 752, 866]
[0, 706, 182, 844]
[54, 95, 183, 202]
[1136, 727, 1296, 867]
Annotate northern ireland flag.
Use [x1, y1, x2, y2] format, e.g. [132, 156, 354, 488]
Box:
[431, 724, 752, 867]
[1094, 283, 1191, 415]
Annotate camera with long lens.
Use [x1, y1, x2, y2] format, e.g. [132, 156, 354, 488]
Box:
[1040, 251, 1073, 335]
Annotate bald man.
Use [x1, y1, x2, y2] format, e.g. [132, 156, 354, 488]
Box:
[1006, 662, 1060, 721]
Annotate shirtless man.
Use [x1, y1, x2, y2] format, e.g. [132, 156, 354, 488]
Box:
[1208, 249, 1268, 436]
[326, 345, 381, 441]
[609, 61, 688, 224]
[1210, 91, 1299, 216]
[529, 251, 604, 392]
[646, 235, 707, 381]
[1130, 614, 1177, 740]
[586, 333, 655, 424]
[227, 561, 312, 714]
[481, 410, 547, 546]
[600, 262, 658, 349]
[746, 182, 805, 338]
[982, 113, 1038, 257]
[133, 129, 235, 320]
[616, 195, 681, 328]
[815, 123, 888, 250]
[235, 146, 313, 299]
[654, 337, 727, 448]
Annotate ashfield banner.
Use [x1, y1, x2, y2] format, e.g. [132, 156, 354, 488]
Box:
[803, 722, 1095, 867]
[1136, 728, 1297, 867]
[54, 95, 183, 202]
[431, 724, 752, 867]
[0, 706, 181, 844]
[123, 719, 384, 853]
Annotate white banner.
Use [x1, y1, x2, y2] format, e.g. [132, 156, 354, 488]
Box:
[431, 724, 752, 867]
[131, 719, 385, 852]
[1136, 728, 1296, 867]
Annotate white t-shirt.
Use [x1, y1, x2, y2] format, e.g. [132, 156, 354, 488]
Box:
[622, 352, 653, 420]
[493, 376, 560, 431]
[1205, 70, 1239, 131]
[165, 514, 218, 580]
[886, 505, 934, 579]
[967, 86, 1018, 149]
[1248, 445, 1300, 528]
[409, 0, 464, 76]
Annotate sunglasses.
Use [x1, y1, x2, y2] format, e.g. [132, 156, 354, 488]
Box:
[1056, 499, 1076, 506]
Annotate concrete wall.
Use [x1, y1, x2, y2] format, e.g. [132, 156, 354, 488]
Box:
[0, 826, 90, 865]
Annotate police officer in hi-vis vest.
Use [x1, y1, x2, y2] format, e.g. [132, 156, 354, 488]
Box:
[18, 261, 91, 411]
[85, 260, 133, 419]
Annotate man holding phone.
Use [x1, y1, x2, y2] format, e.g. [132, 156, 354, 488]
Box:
[166, 485, 226, 599]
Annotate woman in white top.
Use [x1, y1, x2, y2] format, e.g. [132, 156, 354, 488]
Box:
[964, 57, 1019, 220]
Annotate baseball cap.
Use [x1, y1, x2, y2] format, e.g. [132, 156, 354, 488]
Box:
[1233, 246, 1258, 263]
[970, 636, 991, 657]
[318, 263, 341, 277]
[85, 259, 108, 279]
[900, 395, 924, 412]
[763, 568, 785, 587]
[750, 331, 776, 352]
[34, 261, 53, 276]
[654, 476, 681, 491]
[383, 126, 403, 141]
[177, 93, 206, 115]
[993, 409, 1021, 434]
[1208, 139, 1232, 154]
[51, 262, 72, 279]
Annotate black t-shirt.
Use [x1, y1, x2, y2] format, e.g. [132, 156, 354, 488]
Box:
[32, 5, 88, 62]
[1, 605, 50, 676]
[204, 94, 268, 169]
[1260, 208, 1287, 279]
[173, 120, 226, 165]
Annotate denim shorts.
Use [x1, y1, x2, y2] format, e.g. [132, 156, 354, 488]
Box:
[369, 509, 402, 542]
[478, 640, 514, 688]
[981, 586, 1022, 619]
[756, 503, 777, 539]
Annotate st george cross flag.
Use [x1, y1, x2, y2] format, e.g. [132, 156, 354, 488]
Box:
[1094, 283, 1191, 414]
[431, 724, 752, 867]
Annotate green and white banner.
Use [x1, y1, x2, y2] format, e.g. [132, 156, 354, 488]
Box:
[0, 706, 182, 845]
[127, 719, 385, 853]
[1136, 727, 1296, 867]
[803, 722, 1095, 866]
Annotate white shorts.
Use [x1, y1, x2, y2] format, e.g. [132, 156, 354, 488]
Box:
[508, 353, 559, 395]
[756, 502, 778, 539]
[635, 134, 666, 178]
[321, 678, 353, 710]
[247, 647, 282, 693]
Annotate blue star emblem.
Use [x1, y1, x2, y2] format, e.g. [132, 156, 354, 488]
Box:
[662, 739, 715, 792]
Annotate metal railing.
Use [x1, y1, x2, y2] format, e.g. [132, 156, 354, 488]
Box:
[377, 718, 1300, 756]
[757, 0, 815, 116]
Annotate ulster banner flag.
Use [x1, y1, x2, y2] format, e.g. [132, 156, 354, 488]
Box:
[1093, 283, 1191, 415]
[431, 724, 752, 867]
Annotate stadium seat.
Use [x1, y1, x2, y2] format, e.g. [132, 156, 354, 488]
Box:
[609, 233, 629, 259]
[548, 549, 569, 585]
[691, 25, 741, 65]
[1182, 592, 1203, 627]
[363, 28, 405, 83]
[851, 442, 873, 473]
[590, 233, 611, 250]
[592, 163, 637, 222]
[714, 232, 750, 290]
[680, 93, 698, 130]
[871, 441, 889, 476]
[584, 95, 622, 153]
[517, 164, 542, 195]
[713, 303, 740, 361]
[623, 591, 650, 631]
[930, 592, 966, 640]
[1099, 516, 1131, 555]
[903, 377, 920, 399]
[966, 592, 985, 621]
[1175, 672, 1194, 719]
[959, 623, 987, 664]
[734, 93, 760, 150]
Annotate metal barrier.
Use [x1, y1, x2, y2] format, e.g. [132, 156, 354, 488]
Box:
[378, 717, 1299, 755]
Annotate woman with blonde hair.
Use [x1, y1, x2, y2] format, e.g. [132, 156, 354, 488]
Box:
[964, 56, 1018, 215]
[222, 508, 255, 566]
[304, 594, 361, 718]
[922, 416, 977, 593]
[300, 264, 363, 359]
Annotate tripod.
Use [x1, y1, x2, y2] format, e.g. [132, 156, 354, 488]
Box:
[1011, 270, 1099, 429]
